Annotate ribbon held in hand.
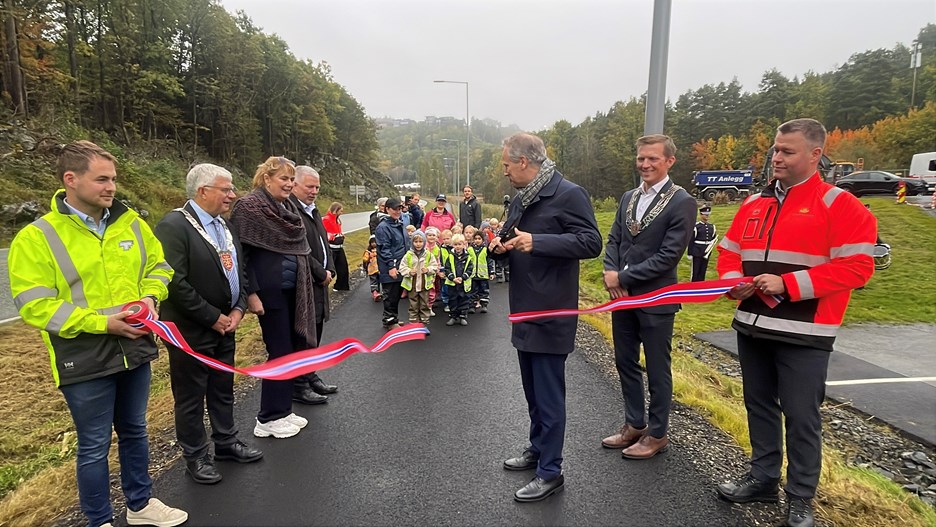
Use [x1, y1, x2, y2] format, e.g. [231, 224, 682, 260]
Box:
[123, 302, 428, 380]
[508, 279, 779, 323]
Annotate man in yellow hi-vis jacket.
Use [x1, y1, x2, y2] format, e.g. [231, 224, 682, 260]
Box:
[8, 141, 187, 527]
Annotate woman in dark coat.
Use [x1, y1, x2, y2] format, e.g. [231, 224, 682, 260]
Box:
[229, 156, 316, 440]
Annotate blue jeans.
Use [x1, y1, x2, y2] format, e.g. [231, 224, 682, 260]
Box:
[60, 362, 153, 527]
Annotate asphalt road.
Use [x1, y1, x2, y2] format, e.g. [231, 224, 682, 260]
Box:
[698, 325, 936, 446]
[152, 282, 749, 526]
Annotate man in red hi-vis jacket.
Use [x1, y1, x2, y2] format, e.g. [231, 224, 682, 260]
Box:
[714, 118, 876, 527]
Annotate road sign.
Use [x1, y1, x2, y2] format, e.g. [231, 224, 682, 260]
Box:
[349, 185, 366, 196]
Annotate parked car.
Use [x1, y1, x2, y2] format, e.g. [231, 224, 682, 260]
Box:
[835, 171, 926, 197]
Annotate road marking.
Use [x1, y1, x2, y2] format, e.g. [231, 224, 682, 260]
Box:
[827, 377, 936, 386]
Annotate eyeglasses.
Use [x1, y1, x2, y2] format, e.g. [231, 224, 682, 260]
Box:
[205, 185, 237, 195]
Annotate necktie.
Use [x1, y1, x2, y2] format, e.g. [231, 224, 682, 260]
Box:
[212, 219, 240, 308]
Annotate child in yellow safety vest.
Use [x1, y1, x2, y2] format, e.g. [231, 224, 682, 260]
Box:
[444, 233, 474, 326]
[468, 231, 492, 314]
[398, 230, 439, 327]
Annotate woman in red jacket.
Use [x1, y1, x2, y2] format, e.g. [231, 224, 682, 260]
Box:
[322, 202, 350, 291]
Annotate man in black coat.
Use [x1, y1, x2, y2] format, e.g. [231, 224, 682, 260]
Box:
[490, 133, 602, 502]
[601, 134, 696, 460]
[408, 193, 424, 229]
[290, 166, 339, 404]
[155, 164, 263, 485]
[459, 185, 482, 228]
[688, 205, 717, 282]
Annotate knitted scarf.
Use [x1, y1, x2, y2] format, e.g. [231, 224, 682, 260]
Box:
[515, 158, 556, 210]
[230, 187, 318, 347]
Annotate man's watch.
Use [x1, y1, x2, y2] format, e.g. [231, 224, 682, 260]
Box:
[144, 295, 159, 306]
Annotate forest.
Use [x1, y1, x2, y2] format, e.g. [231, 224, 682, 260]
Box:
[379, 24, 936, 203]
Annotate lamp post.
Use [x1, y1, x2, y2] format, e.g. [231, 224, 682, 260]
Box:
[434, 80, 470, 187]
[910, 39, 922, 111]
[440, 139, 460, 195]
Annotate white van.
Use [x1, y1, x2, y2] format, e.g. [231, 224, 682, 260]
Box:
[908, 152, 936, 193]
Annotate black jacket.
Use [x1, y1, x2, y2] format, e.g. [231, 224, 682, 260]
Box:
[154, 203, 248, 336]
[460, 196, 482, 228]
[603, 179, 696, 314]
[291, 195, 336, 322]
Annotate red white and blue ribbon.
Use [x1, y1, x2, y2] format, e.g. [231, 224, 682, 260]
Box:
[124, 302, 428, 380]
[508, 279, 779, 323]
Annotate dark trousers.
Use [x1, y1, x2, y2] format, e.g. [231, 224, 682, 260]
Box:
[257, 289, 305, 423]
[294, 319, 326, 390]
[382, 280, 403, 322]
[611, 309, 675, 438]
[369, 274, 381, 293]
[60, 363, 152, 527]
[332, 248, 350, 290]
[738, 332, 830, 499]
[447, 283, 469, 318]
[518, 350, 568, 481]
[471, 279, 490, 305]
[690, 255, 710, 282]
[167, 331, 238, 461]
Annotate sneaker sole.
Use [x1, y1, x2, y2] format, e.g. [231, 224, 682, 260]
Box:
[126, 511, 189, 527]
[253, 427, 299, 439]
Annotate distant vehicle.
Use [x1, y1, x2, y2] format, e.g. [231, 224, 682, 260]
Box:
[692, 170, 755, 201]
[908, 152, 936, 194]
[834, 171, 926, 197]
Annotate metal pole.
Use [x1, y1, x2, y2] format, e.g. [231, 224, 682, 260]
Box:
[642, 0, 672, 187]
[465, 82, 470, 187]
[910, 40, 920, 111]
[456, 142, 460, 196]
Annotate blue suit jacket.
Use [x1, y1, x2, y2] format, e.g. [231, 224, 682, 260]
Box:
[494, 172, 602, 355]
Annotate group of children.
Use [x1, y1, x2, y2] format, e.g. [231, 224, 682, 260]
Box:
[362, 219, 506, 330]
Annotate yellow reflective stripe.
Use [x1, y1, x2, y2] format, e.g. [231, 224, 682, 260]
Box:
[735, 309, 838, 337]
[13, 286, 58, 310]
[831, 243, 875, 259]
[791, 270, 815, 299]
[33, 218, 88, 308]
[150, 261, 172, 286]
[719, 237, 740, 253]
[46, 302, 77, 333]
[97, 305, 126, 316]
[131, 220, 146, 284]
[823, 186, 845, 208]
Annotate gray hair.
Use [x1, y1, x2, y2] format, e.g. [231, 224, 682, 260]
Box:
[186, 163, 232, 199]
[778, 118, 827, 150]
[503, 133, 547, 166]
[295, 165, 320, 182]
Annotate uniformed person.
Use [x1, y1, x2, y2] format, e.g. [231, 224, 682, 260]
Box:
[688, 206, 717, 282]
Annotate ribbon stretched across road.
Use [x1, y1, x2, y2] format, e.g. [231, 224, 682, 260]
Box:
[124, 302, 428, 380]
[508, 279, 778, 323]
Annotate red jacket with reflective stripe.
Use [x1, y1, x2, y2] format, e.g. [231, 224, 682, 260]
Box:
[716, 173, 876, 350]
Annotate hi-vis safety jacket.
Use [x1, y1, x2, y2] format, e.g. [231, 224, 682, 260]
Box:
[9, 190, 173, 386]
[468, 244, 491, 280]
[716, 173, 876, 350]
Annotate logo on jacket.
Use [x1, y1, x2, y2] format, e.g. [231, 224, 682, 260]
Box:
[119, 240, 134, 251]
[799, 207, 810, 214]
[64, 361, 74, 369]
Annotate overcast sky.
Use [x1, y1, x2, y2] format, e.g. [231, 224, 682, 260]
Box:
[221, 0, 935, 131]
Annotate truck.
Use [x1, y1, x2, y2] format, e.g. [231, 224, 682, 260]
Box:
[908, 152, 936, 194]
[692, 170, 756, 201]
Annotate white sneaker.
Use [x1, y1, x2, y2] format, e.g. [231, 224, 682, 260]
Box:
[284, 413, 308, 429]
[254, 417, 300, 438]
[126, 497, 188, 527]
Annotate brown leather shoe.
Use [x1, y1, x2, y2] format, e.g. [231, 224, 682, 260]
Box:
[622, 434, 669, 459]
[601, 424, 647, 449]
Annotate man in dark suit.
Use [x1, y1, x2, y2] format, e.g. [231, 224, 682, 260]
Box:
[490, 133, 602, 502]
[155, 164, 263, 485]
[290, 166, 338, 404]
[688, 205, 717, 282]
[601, 134, 696, 459]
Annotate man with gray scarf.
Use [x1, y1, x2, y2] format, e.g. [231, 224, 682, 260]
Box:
[490, 133, 602, 502]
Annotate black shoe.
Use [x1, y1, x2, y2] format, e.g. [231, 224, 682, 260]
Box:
[185, 455, 222, 485]
[786, 497, 815, 527]
[310, 378, 338, 395]
[468, 308, 476, 314]
[514, 475, 565, 502]
[716, 473, 779, 503]
[214, 440, 263, 463]
[479, 305, 488, 313]
[382, 317, 398, 327]
[292, 388, 328, 405]
[503, 450, 539, 471]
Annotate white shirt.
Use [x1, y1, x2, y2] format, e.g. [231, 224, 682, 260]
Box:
[300, 201, 329, 268]
[636, 176, 670, 220]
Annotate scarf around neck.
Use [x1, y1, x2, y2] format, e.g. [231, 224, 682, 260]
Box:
[515, 158, 556, 210]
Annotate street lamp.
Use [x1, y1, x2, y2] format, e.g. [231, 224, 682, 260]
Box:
[434, 80, 470, 187]
[910, 39, 922, 111]
[440, 139, 460, 195]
